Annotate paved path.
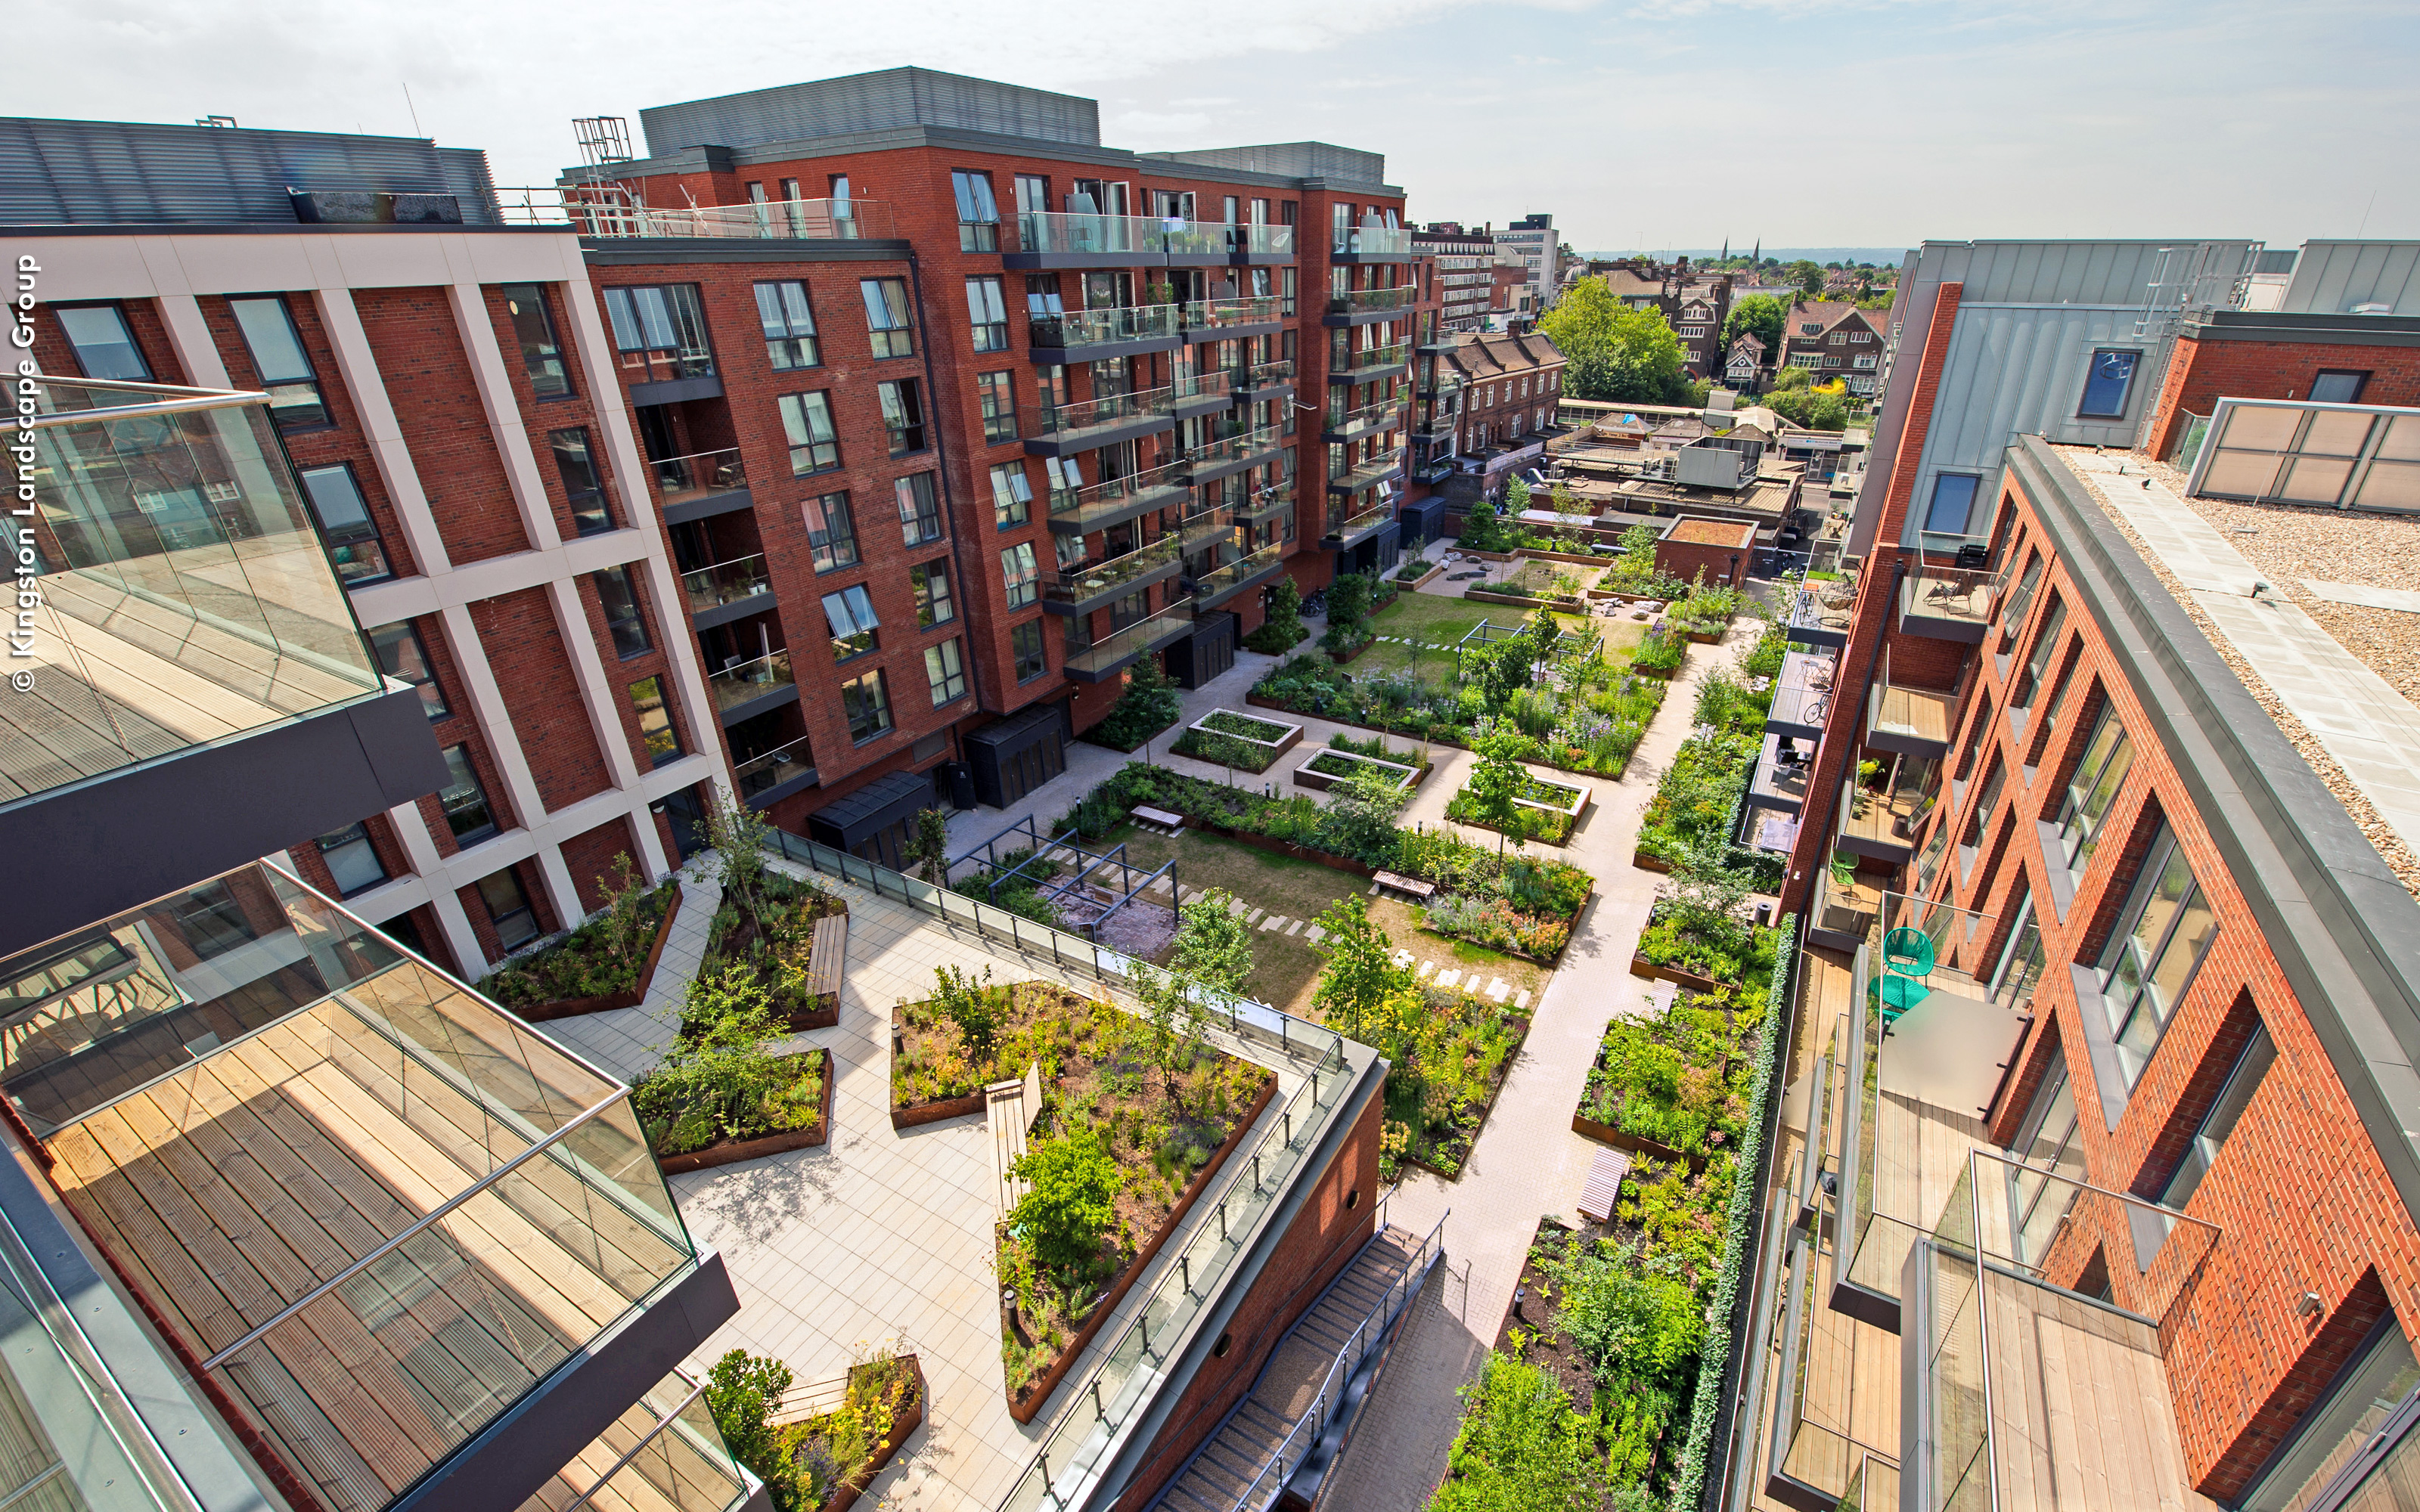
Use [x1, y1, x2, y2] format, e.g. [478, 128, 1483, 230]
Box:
[1320, 618, 1753, 1512]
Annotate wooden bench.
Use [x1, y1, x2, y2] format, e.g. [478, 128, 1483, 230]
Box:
[804, 912, 849, 1007]
[1373, 869, 1436, 901]
[1131, 805, 1187, 834]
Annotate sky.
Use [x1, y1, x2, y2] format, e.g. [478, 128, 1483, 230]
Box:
[16, 0, 2420, 252]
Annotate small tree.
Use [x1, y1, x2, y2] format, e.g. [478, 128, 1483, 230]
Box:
[1099, 653, 1181, 749]
[1269, 576, 1304, 630]
[1460, 495, 1504, 552]
[1309, 894, 1412, 1042]
[703, 1351, 801, 1510]
[1475, 635, 1534, 711]
[1327, 572, 1372, 628]
[1007, 1126, 1126, 1277]
[1504, 474, 1532, 516]
[932, 962, 1003, 1063]
[702, 788, 773, 928]
[1314, 764, 1412, 863]
[1171, 888, 1255, 996]
[1466, 718, 1535, 855]
[595, 852, 652, 966]
[1132, 962, 1208, 1107]
[905, 805, 951, 886]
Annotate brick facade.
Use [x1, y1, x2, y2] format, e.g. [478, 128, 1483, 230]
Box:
[2144, 327, 2420, 460]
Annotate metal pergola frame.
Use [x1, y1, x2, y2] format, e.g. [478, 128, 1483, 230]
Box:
[946, 815, 1177, 941]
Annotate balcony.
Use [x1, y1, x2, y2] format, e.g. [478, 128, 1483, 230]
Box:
[1323, 398, 1407, 445]
[680, 553, 773, 628]
[1866, 649, 1957, 758]
[1229, 222, 1295, 264]
[1028, 303, 1184, 364]
[1234, 359, 1297, 402]
[1047, 463, 1193, 534]
[1324, 500, 1398, 550]
[515, 190, 895, 241]
[1326, 448, 1407, 495]
[709, 648, 798, 723]
[1330, 225, 1418, 262]
[1023, 384, 1181, 457]
[1767, 648, 1838, 740]
[1747, 732, 1815, 816]
[1233, 482, 1298, 528]
[1181, 424, 1291, 485]
[1783, 584, 1854, 647]
[0, 862, 734, 1512]
[734, 733, 818, 807]
[1172, 367, 1236, 420]
[1163, 220, 1236, 265]
[1329, 342, 1412, 386]
[1188, 540, 1288, 608]
[1836, 759, 1939, 865]
[1898, 562, 2004, 643]
[1002, 212, 1168, 268]
[1063, 601, 1196, 683]
[1044, 532, 1186, 617]
[1181, 295, 1287, 340]
[649, 445, 749, 520]
[525, 1369, 751, 1512]
[1322, 286, 1420, 325]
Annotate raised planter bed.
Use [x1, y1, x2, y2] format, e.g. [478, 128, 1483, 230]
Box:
[1631, 849, 1677, 874]
[1172, 708, 1303, 773]
[806, 1356, 926, 1512]
[1463, 587, 1584, 613]
[1447, 773, 1590, 847]
[1628, 954, 1721, 994]
[1568, 1114, 1698, 1171]
[1372, 590, 1404, 615]
[1081, 713, 1179, 753]
[1326, 638, 1376, 665]
[1397, 1010, 1531, 1182]
[1180, 813, 1379, 879]
[653, 1050, 831, 1174]
[507, 887, 684, 1022]
[1397, 562, 1446, 590]
[1292, 746, 1426, 794]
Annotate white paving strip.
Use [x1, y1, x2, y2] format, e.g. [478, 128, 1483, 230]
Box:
[2302, 578, 2420, 615]
[1286, 919, 1305, 936]
[1305, 925, 1326, 944]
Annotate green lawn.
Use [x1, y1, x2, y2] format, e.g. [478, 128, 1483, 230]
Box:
[1356, 593, 1614, 680]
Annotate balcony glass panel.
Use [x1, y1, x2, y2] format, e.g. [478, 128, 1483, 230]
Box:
[1029, 304, 1181, 350]
[1190, 540, 1285, 600]
[1900, 562, 2005, 639]
[1173, 368, 1235, 407]
[1047, 465, 1191, 533]
[1044, 534, 1184, 608]
[1184, 425, 1288, 473]
[1323, 287, 1419, 317]
[708, 649, 796, 713]
[679, 553, 770, 612]
[648, 447, 746, 510]
[14, 377, 386, 806]
[1325, 398, 1407, 440]
[1007, 213, 1170, 259]
[1062, 602, 1196, 679]
[1181, 296, 1286, 333]
[1229, 223, 1294, 256]
[1327, 500, 1396, 541]
[519, 1370, 749, 1512]
[734, 735, 815, 800]
[1329, 450, 1406, 494]
[1331, 342, 1412, 380]
[1330, 226, 1415, 257]
[1161, 221, 1229, 259]
[1783, 584, 1854, 645]
[1035, 386, 1179, 442]
[1235, 358, 1295, 392]
[544, 194, 890, 240]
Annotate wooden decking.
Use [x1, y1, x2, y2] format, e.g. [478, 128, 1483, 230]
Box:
[41, 979, 683, 1512]
[517, 1380, 743, 1512]
[1871, 683, 1954, 750]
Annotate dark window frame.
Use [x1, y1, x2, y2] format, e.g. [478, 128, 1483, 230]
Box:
[879, 377, 929, 457]
[499, 283, 572, 400]
[371, 622, 448, 720]
[966, 275, 1010, 353]
[753, 280, 822, 371]
[1012, 618, 1048, 683]
[227, 293, 330, 432]
[2310, 369, 2371, 404]
[476, 866, 541, 954]
[593, 565, 653, 659]
[1923, 471, 1983, 535]
[861, 278, 915, 360]
[314, 821, 388, 897]
[924, 637, 969, 706]
[803, 491, 860, 573]
[821, 584, 882, 662]
[897, 472, 945, 547]
[548, 427, 615, 536]
[779, 391, 842, 476]
[626, 674, 683, 768]
[296, 460, 395, 587]
[54, 302, 153, 382]
[2077, 347, 2142, 420]
[439, 744, 500, 846]
[978, 370, 1019, 443]
[2096, 819, 2220, 1090]
[911, 559, 956, 628]
[840, 668, 894, 744]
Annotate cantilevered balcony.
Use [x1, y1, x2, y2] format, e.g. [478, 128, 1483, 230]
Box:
[734, 733, 818, 808]
[1326, 448, 1407, 496]
[1329, 342, 1412, 386]
[1783, 584, 1854, 648]
[1330, 225, 1418, 262]
[1898, 562, 2005, 643]
[1322, 287, 1419, 325]
[648, 445, 750, 521]
[1180, 424, 1290, 485]
[1172, 367, 1237, 420]
[1045, 463, 1192, 534]
[1003, 212, 1169, 268]
[1324, 499, 1398, 550]
[548, 192, 893, 241]
[1063, 602, 1196, 682]
[709, 647, 797, 724]
[1043, 533, 1186, 617]
[1028, 304, 1183, 364]
[1181, 295, 1286, 341]
[1162, 219, 1233, 265]
[1233, 359, 1296, 403]
[1187, 540, 1287, 608]
[1232, 482, 1297, 528]
[1747, 733, 1815, 816]
[1767, 648, 1838, 741]
[1835, 759, 1938, 864]
[1866, 649, 1957, 759]
[1227, 222, 1295, 265]
[1023, 385, 1181, 457]
[680, 553, 773, 630]
[1323, 398, 1407, 445]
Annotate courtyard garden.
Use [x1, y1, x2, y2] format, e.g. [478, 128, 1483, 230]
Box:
[703, 1346, 924, 1512]
[479, 854, 678, 1016]
[632, 958, 829, 1171]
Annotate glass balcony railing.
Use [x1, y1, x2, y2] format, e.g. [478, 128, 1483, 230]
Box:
[1162, 220, 1230, 259]
[1326, 500, 1397, 542]
[1236, 358, 1296, 392]
[680, 553, 771, 612]
[1188, 539, 1286, 600]
[1035, 385, 1181, 445]
[1063, 601, 1197, 680]
[1181, 425, 1289, 476]
[1324, 286, 1419, 317]
[1330, 342, 1413, 381]
[649, 446, 746, 509]
[1007, 212, 1169, 259]
[1229, 222, 1295, 257]
[709, 648, 795, 712]
[1329, 449, 1407, 494]
[1172, 368, 1236, 408]
[1332, 225, 1415, 257]
[734, 733, 816, 799]
[14, 376, 387, 806]
[1181, 296, 1286, 333]
[1324, 398, 1407, 441]
[1030, 303, 1182, 350]
[1768, 647, 1839, 734]
[1047, 463, 1193, 533]
[1044, 533, 1184, 609]
[1900, 562, 2006, 641]
[531, 1370, 751, 1512]
[1234, 482, 1298, 524]
[1180, 505, 1238, 551]
[509, 191, 893, 240]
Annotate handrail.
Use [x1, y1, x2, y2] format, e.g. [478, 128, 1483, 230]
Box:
[561, 1374, 712, 1512]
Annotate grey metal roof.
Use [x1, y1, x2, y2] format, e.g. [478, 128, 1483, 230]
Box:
[639, 68, 1100, 156]
[1140, 141, 1386, 187]
[2280, 240, 2420, 316]
[0, 116, 498, 225]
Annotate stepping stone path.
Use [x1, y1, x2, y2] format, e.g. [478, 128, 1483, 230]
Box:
[1246, 907, 1264, 924]
[1305, 925, 1326, 944]
[1258, 914, 1286, 931]
[1286, 919, 1305, 936]
[1416, 961, 1435, 979]
[1227, 897, 1249, 916]
[1435, 970, 1461, 989]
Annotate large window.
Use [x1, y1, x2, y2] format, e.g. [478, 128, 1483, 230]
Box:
[1959, 754, 2006, 885]
[802, 492, 858, 573]
[315, 822, 386, 896]
[778, 392, 841, 476]
[2003, 1058, 2083, 1266]
[897, 472, 944, 547]
[924, 638, 968, 705]
[2054, 703, 2134, 875]
[371, 623, 447, 720]
[476, 868, 541, 954]
[228, 295, 328, 430]
[439, 745, 498, 845]
[967, 277, 1010, 353]
[753, 281, 820, 370]
[2077, 348, 2141, 419]
[2240, 1321, 2420, 1512]
[549, 428, 613, 536]
[57, 305, 151, 381]
[1990, 888, 2046, 1009]
[1002, 541, 1040, 609]
[879, 379, 927, 456]
[911, 561, 955, 627]
[978, 370, 1018, 443]
[821, 584, 881, 662]
[2012, 599, 2067, 708]
[2310, 370, 2371, 404]
[2158, 1022, 2274, 1213]
[594, 566, 651, 658]
[990, 462, 1032, 528]
[952, 170, 1000, 251]
[500, 284, 570, 398]
[1012, 619, 1047, 682]
[2098, 823, 2220, 1088]
[861, 278, 914, 359]
[841, 669, 893, 742]
[296, 463, 392, 585]
[626, 675, 682, 768]
[1924, 472, 1981, 535]
[601, 284, 714, 377]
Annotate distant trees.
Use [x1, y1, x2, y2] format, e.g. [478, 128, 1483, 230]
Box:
[1764, 386, 1851, 432]
[1782, 259, 1825, 298]
[1539, 280, 1690, 404]
[1723, 294, 1786, 352]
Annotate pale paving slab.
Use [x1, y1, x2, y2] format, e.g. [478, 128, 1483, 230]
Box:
[2302, 578, 2420, 614]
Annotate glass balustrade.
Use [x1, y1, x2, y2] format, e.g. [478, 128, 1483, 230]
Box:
[678, 553, 770, 612]
[707, 649, 795, 713]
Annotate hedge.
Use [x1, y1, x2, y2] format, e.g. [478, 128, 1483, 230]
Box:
[1666, 912, 1797, 1511]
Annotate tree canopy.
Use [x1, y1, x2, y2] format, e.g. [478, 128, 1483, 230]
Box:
[1538, 280, 1690, 404]
[1722, 293, 1786, 352]
[1763, 386, 1851, 432]
[1781, 259, 1825, 298]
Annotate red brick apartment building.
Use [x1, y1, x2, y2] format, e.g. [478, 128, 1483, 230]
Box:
[4, 75, 1439, 978]
[1599, 256, 1733, 378]
[1776, 298, 1886, 396]
[1714, 238, 2420, 1512]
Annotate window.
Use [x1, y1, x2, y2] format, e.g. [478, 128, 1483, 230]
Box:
[1915, 814, 1951, 894]
[315, 822, 386, 895]
[2238, 1321, 2420, 1512]
[371, 624, 447, 719]
[600, 284, 714, 377]
[2158, 1023, 2274, 1212]
[802, 492, 858, 572]
[2003, 1059, 2084, 1265]
[1025, 273, 1064, 318]
[841, 668, 892, 742]
[753, 281, 820, 370]
[1829, 332, 1848, 345]
[2012, 599, 2067, 708]
[924, 637, 968, 705]
[1002, 541, 1040, 609]
[878, 379, 927, 455]
[593, 566, 652, 657]
[1990, 888, 2046, 1008]
[1924, 472, 1981, 535]
[500, 284, 570, 398]
[439, 745, 498, 844]
[549, 428, 613, 535]
[2000, 551, 2044, 636]
[2098, 823, 2220, 1087]
[897, 472, 944, 547]
[57, 305, 151, 381]
[952, 170, 1000, 250]
[1679, 325, 1708, 337]
[296, 463, 392, 585]
[861, 278, 914, 358]
[778, 392, 841, 475]
[2077, 348, 2141, 419]
[166, 881, 257, 960]
[626, 675, 681, 767]
[2310, 370, 2371, 404]
[989, 462, 1032, 528]
[911, 561, 955, 627]
[1011, 619, 1047, 682]
[227, 296, 327, 429]
[967, 277, 1010, 352]
[2053, 703, 2134, 875]
[978, 370, 1018, 443]
[821, 584, 880, 661]
[1016, 174, 1049, 215]
[476, 868, 541, 954]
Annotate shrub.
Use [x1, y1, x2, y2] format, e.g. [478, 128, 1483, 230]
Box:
[703, 1351, 802, 1511]
[1632, 627, 1685, 674]
[1327, 571, 1373, 628]
[1246, 578, 1308, 652]
[482, 860, 672, 1006]
[1007, 1126, 1127, 1278]
[1429, 1353, 1602, 1512]
[1094, 655, 1181, 749]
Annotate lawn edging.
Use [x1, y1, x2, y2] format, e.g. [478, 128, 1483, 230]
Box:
[655, 1050, 831, 1174]
[510, 886, 684, 1022]
[1628, 954, 1720, 993]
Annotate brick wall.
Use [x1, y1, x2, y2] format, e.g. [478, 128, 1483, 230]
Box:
[2145, 333, 2420, 460]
